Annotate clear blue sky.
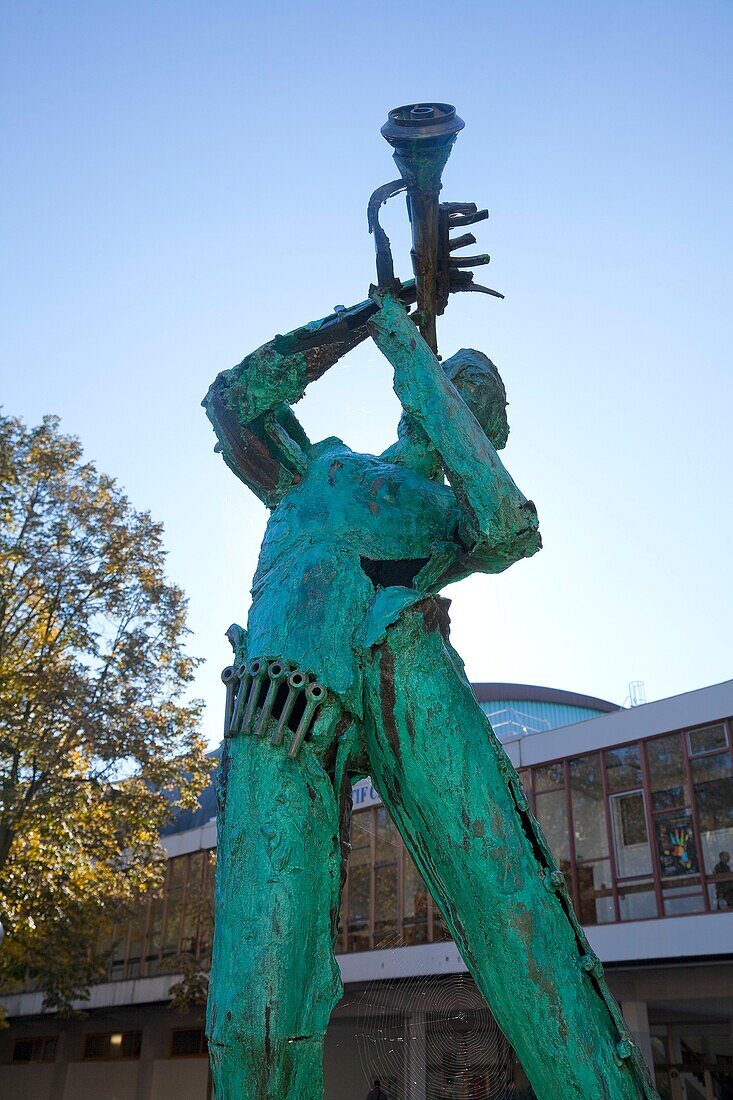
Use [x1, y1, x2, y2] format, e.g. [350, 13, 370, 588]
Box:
[2, 1, 731, 747]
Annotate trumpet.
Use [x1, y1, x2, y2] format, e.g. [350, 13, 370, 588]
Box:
[369, 102, 501, 355]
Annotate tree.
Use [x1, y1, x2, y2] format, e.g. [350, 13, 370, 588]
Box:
[0, 413, 208, 1014]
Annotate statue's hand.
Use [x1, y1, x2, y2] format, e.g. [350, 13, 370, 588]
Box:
[437, 202, 504, 305]
[225, 623, 248, 664]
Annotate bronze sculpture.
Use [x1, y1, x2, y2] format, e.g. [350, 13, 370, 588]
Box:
[203, 103, 659, 1100]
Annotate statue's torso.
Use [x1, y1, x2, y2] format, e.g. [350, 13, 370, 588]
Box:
[245, 439, 461, 713]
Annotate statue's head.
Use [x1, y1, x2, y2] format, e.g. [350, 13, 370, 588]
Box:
[442, 348, 509, 450]
[384, 349, 510, 478]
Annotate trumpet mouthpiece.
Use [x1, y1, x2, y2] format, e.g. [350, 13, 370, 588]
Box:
[381, 102, 465, 146]
[381, 103, 464, 192]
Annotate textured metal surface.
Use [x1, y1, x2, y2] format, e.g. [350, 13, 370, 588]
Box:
[202, 104, 659, 1099]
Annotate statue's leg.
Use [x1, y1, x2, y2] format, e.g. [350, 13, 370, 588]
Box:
[207, 725, 344, 1099]
[362, 597, 659, 1100]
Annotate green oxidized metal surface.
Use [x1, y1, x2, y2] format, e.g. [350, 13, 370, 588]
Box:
[203, 105, 660, 1100]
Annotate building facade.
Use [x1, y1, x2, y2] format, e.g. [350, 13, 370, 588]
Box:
[2, 681, 732, 1100]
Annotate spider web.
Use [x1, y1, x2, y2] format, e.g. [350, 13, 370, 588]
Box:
[354, 932, 512, 1098]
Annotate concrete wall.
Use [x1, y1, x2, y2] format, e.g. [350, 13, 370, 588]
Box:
[62, 1060, 139, 1100]
[150, 1057, 209, 1099]
[0, 1063, 55, 1100]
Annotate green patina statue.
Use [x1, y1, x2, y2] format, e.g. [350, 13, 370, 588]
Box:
[203, 104, 660, 1100]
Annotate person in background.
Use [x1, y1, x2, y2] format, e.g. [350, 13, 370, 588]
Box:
[366, 1078, 388, 1100]
[714, 851, 733, 908]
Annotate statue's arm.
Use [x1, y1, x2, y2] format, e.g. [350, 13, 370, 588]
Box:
[203, 285, 425, 507]
[202, 311, 377, 507]
[367, 289, 540, 572]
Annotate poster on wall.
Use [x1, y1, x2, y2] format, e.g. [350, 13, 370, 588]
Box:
[655, 812, 698, 877]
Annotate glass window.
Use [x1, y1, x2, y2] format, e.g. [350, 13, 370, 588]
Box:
[145, 896, 165, 976]
[617, 879, 657, 921]
[171, 1028, 207, 1056]
[691, 751, 733, 874]
[122, 894, 148, 980]
[611, 791, 653, 878]
[654, 809, 698, 879]
[162, 858, 186, 960]
[12, 1038, 34, 1063]
[402, 851, 428, 945]
[432, 897, 452, 942]
[534, 789, 570, 862]
[196, 854, 215, 962]
[687, 723, 727, 756]
[83, 1031, 142, 1060]
[107, 924, 128, 981]
[646, 734, 688, 811]
[346, 811, 372, 951]
[12, 1037, 57, 1063]
[605, 744, 642, 791]
[374, 807, 399, 946]
[180, 853, 201, 957]
[569, 754, 608, 861]
[121, 1032, 142, 1059]
[576, 859, 615, 925]
[662, 885, 705, 916]
[534, 763, 564, 792]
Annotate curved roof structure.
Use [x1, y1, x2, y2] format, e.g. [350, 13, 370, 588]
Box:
[472, 682, 618, 712]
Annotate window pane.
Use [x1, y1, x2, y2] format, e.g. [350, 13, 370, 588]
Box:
[145, 897, 165, 976]
[374, 808, 398, 946]
[162, 859, 186, 959]
[617, 879, 657, 920]
[12, 1039, 34, 1063]
[569, 754, 608, 861]
[346, 812, 372, 951]
[577, 859, 615, 925]
[108, 925, 127, 981]
[171, 1028, 204, 1056]
[84, 1034, 109, 1060]
[126, 896, 147, 979]
[109, 1033, 125, 1059]
[534, 763, 564, 793]
[692, 751, 733, 873]
[687, 723, 727, 756]
[611, 792, 652, 877]
[605, 745, 642, 791]
[17, 1037, 54, 1063]
[654, 809, 698, 878]
[647, 734, 688, 811]
[181, 854, 201, 956]
[374, 868, 398, 945]
[534, 789, 570, 862]
[41, 1037, 57, 1062]
[402, 852, 428, 945]
[196, 856, 215, 963]
[375, 806, 397, 861]
[662, 886, 704, 916]
[432, 897, 452, 942]
[121, 1032, 141, 1059]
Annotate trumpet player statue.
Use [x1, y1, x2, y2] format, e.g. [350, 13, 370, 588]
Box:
[204, 104, 659, 1100]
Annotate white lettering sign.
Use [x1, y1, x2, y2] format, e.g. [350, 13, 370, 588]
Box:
[351, 777, 382, 809]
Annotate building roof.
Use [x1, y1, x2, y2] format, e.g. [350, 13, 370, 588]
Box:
[471, 682, 619, 712]
[507, 678, 733, 768]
